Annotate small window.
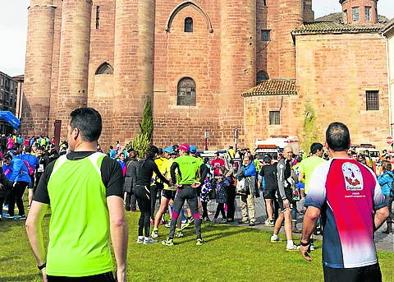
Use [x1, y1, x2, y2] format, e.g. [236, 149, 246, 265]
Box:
[256, 71, 269, 84]
[263, 0, 267, 6]
[177, 77, 196, 106]
[365, 6, 371, 21]
[184, 17, 193, 32]
[95, 62, 113, 75]
[343, 10, 347, 24]
[269, 111, 280, 125]
[96, 6, 100, 29]
[261, 30, 270, 41]
[366, 91, 379, 111]
[352, 7, 359, 22]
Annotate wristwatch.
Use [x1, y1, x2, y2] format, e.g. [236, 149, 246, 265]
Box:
[37, 262, 46, 270]
[300, 240, 310, 247]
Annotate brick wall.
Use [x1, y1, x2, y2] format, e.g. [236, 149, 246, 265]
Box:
[22, 0, 55, 137]
[153, 0, 222, 149]
[342, 0, 378, 24]
[295, 32, 389, 149]
[56, 0, 92, 136]
[87, 0, 115, 147]
[244, 95, 300, 149]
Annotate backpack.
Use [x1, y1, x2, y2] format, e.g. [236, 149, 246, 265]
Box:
[23, 160, 34, 176]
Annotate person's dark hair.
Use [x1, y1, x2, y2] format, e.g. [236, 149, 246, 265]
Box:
[382, 161, 392, 172]
[146, 145, 159, 159]
[326, 122, 350, 152]
[70, 107, 102, 142]
[4, 153, 12, 161]
[310, 142, 323, 155]
[25, 146, 32, 153]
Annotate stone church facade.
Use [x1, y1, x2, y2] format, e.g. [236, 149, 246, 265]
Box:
[23, 0, 390, 150]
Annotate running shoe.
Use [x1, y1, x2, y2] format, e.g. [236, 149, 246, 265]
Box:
[196, 238, 204, 246]
[164, 222, 171, 228]
[265, 219, 275, 226]
[136, 236, 144, 244]
[270, 235, 280, 242]
[180, 221, 190, 230]
[14, 215, 26, 221]
[151, 230, 159, 239]
[2, 213, 14, 220]
[162, 238, 174, 246]
[286, 244, 300, 251]
[309, 243, 315, 251]
[249, 222, 255, 227]
[143, 237, 157, 245]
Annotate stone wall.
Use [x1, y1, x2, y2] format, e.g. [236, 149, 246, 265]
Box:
[23, 0, 55, 136]
[295, 32, 389, 149]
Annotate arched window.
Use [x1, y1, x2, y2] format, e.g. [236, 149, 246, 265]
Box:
[95, 62, 113, 75]
[256, 70, 269, 84]
[184, 17, 193, 32]
[177, 77, 196, 106]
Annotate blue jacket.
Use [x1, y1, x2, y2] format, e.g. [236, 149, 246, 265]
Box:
[18, 153, 39, 170]
[8, 158, 31, 183]
[378, 171, 394, 197]
[243, 162, 256, 177]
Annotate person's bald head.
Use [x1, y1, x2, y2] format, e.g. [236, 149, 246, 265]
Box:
[283, 145, 293, 161]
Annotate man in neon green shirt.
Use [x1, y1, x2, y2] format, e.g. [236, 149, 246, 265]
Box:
[298, 143, 325, 195]
[162, 144, 203, 246]
[26, 108, 128, 282]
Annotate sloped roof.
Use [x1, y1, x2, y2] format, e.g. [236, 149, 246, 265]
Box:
[242, 79, 297, 97]
[382, 18, 394, 36]
[292, 21, 383, 36]
[315, 12, 388, 24]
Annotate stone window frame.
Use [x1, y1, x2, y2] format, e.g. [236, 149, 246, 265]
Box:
[365, 6, 371, 22]
[165, 1, 213, 33]
[261, 29, 271, 42]
[269, 111, 280, 125]
[256, 70, 269, 84]
[184, 17, 193, 32]
[352, 7, 360, 22]
[366, 90, 379, 111]
[177, 77, 196, 106]
[95, 62, 114, 75]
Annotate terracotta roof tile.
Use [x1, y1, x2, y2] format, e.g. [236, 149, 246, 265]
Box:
[242, 79, 297, 97]
[292, 21, 383, 36]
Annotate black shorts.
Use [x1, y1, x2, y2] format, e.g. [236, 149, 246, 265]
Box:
[276, 188, 294, 210]
[47, 271, 115, 282]
[162, 189, 176, 200]
[323, 263, 381, 282]
[263, 189, 276, 200]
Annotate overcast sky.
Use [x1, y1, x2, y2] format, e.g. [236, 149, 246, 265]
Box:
[0, 0, 393, 77]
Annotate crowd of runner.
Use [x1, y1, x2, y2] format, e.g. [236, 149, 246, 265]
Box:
[1, 133, 393, 248]
[0, 107, 391, 282]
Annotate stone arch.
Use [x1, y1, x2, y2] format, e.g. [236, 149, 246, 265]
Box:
[165, 1, 213, 33]
[95, 62, 113, 75]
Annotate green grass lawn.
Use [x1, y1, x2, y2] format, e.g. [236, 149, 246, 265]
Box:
[1, 212, 393, 281]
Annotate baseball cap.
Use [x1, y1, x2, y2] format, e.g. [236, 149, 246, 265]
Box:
[163, 146, 174, 154]
[178, 143, 190, 153]
[189, 145, 197, 154]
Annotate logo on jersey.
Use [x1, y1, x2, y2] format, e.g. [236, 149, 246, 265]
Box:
[342, 162, 363, 191]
